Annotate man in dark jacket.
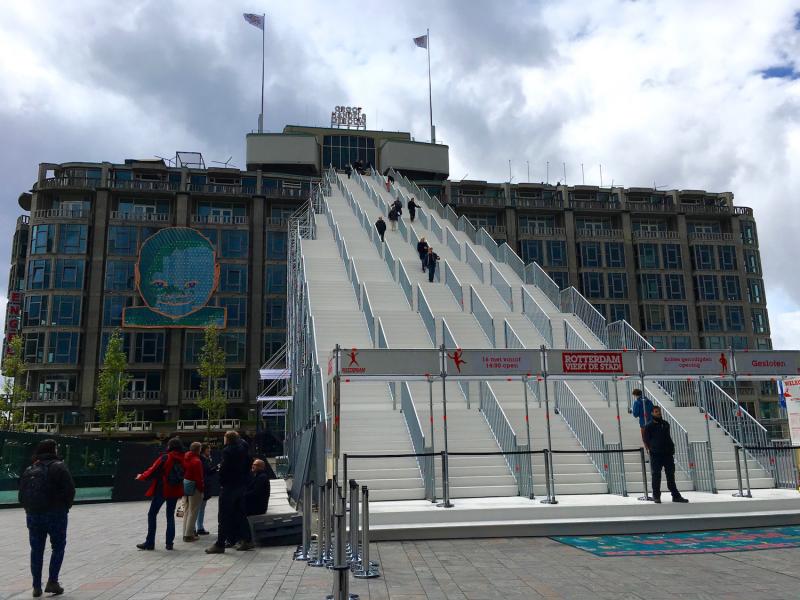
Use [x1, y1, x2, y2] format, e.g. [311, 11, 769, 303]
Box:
[643, 406, 689, 504]
[417, 237, 429, 272]
[407, 197, 419, 222]
[392, 199, 403, 217]
[237, 460, 271, 549]
[19, 439, 75, 597]
[375, 216, 386, 242]
[206, 431, 251, 553]
[388, 207, 399, 231]
[425, 247, 440, 283]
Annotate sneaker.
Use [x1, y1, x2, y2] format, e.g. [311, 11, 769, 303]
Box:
[44, 581, 64, 595]
[32, 588, 42, 598]
[196, 529, 210, 536]
[235, 541, 255, 551]
[205, 544, 225, 554]
[136, 543, 154, 551]
[652, 497, 661, 504]
[672, 496, 689, 503]
[166, 544, 174, 550]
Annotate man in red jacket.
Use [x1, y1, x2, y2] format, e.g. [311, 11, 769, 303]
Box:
[182, 442, 204, 542]
[136, 438, 185, 550]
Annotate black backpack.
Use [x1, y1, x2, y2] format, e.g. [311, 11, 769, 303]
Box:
[18, 462, 51, 512]
[166, 456, 184, 486]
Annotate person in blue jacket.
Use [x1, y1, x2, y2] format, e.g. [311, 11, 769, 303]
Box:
[631, 388, 654, 447]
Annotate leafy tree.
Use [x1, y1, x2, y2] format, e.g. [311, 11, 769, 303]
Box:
[96, 330, 132, 433]
[197, 325, 227, 428]
[2, 335, 29, 430]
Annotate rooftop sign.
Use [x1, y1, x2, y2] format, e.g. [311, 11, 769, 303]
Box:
[331, 106, 366, 130]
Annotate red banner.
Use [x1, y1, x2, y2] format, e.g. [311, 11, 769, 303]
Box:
[562, 351, 625, 374]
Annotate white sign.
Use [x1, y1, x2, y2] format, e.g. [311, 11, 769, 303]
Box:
[546, 350, 638, 376]
[734, 352, 800, 377]
[783, 377, 800, 447]
[641, 351, 731, 377]
[331, 106, 366, 130]
[443, 349, 540, 377]
[337, 348, 440, 378]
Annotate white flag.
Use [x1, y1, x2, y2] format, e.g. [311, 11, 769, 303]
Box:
[243, 13, 265, 31]
[413, 34, 428, 49]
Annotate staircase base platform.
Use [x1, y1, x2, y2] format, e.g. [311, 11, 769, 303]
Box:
[367, 488, 800, 541]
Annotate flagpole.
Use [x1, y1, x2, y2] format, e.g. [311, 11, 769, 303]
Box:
[259, 13, 265, 133]
[427, 28, 434, 143]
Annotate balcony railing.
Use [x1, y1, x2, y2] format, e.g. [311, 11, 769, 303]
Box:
[569, 199, 621, 210]
[84, 421, 153, 433]
[687, 232, 734, 242]
[182, 389, 243, 402]
[189, 183, 250, 195]
[632, 230, 679, 240]
[734, 206, 753, 216]
[190, 214, 249, 225]
[265, 217, 289, 230]
[483, 224, 506, 237]
[28, 392, 75, 405]
[32, 208, 90, 220]
[112, 180, 179, 192]
[681, 203, 731, 215]
[514, 195, 563, 209]
[451, 193, 506, 208]
[17, 215, 30, 227]
[110, 211, 171, 223]
[518, 226, 565, 239]
[120, 390, 162, 403]
[36, 177, 100, 190]
[626, 201, 677, 213]
[576, 228, 623, 239]
[262, 187, 311, 199]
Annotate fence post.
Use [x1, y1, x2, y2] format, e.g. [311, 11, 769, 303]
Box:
[348, 479, 359, 564]
[324, 479, 333, 564]
[541, 346, 557, 504]
[730, 348, 752, 498]
[638, 448, 653, 501]
[613, 378, 628, 496]
[330, 489, 350, 599]
[698, 380, 717, 493]
[437, 450, 453, 508]
[733, 446, 745, 497]
[353, 486, 380, 578]
[294, 482, 312, 561]
[309, 483, 327, 566]
[522, 376, 535, 499]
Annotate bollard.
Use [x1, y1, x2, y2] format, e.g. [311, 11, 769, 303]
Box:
[637, 448, 653, 501]
[326, 495, 359, 600]
[353, 486, 380, 578]
[309, 483, 327, 566]
[294, 482, 312, 561]
[436, 451, 454, 508]
[348, 479, 360, 563]
[733, 446, 745, 497]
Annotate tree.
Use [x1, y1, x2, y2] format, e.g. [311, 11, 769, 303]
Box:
[96, 330, 132, 433]
[197, 325, 227, 428]
[2, 335, 29, 430]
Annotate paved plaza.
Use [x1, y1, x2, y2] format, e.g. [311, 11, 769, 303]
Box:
[1, 500, 800, 600]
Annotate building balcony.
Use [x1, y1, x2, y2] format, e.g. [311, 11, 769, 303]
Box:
[483, 225, 506, 237]
[265, 217, 289, 230]
[681, 203, 732, 216]
[626, 201, 677, 214]
[518, 226, 566, 239]
[112, 180, 180, 192]
[27, 392, 75, 407]
[514, 196, 563, 209]
[182, 389, 244, 403]
[262, 187, 311, 200]
[35, 177, 100, 191]
[189, 183, 252, 195]
[190, 214, 249, 226]
[451, 193, 506, 208]
[17, 215, 30, 227]
[110, 211, 172, 223]
[687, 232, 735, 242]
[32, 208, 90, 221]
[734, 206, 754, 217]
[632, 230, 679, 240]
[576, 228, 624, 239]
[569, 199, 622, 211]
[120, 390, 163, 404]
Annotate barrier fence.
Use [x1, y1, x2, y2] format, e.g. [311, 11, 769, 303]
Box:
[469, 287, 495, 346]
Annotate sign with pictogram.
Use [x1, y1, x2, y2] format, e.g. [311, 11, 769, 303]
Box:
[641, 351, 731, 377]
[443, 348, 540, 377]
[335, 348, 440, 378]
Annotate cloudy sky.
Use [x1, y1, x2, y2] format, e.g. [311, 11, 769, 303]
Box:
[1, 1, 799, 347]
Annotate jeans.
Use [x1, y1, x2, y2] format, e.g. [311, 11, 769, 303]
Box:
[651, 453, 680, 499]
[145, 495, 178, 547]
[27, 510, 68, 589]
[196, 498, 208, 531]
[215, 486, 246, 547]
[428, 264, 436, 282]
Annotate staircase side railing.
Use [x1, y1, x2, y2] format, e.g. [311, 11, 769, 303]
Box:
[560, 287, 609, 346]
[362, 285, 376, 347]
[489, 262, 513, 310]
[398, 261, 413, 308]
[446, 227, 463, 260]
[350, 258, 361, 307]
[401, 382, 435, 500]
[478, 228, 500, 260]
[384, 243, 397, 280]
[444, 204, 459, 228]
[465, 243, 484, 283]
[417, 284, 436, 344]
[376, 317, 389, 349]
[443, 260, 464, 309]
[430, 214, 443, 243]
[521, 287, 553, 347]
[504, 318, 524, 350]
[479, 381, 532, 497]
[502, 244, 525, 282]
[469, 286, 495, 347]
[525, 262, 560, 310]
[458, 214, 477, 243]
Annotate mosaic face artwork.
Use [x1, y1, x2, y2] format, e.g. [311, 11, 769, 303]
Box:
[122, 228, 226, 328]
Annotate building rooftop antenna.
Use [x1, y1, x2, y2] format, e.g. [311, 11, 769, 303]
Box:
[154, 155, 176, 167]
[211, 156, 237, 169]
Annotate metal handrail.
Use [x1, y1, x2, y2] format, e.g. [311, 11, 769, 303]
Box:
[384, 243, 396, 280]
[377, 317, 388, 349]
[458, 214, 477, 243]
[430, 215, 443, 243]
[489, 262, 513, 310]
[398, 261, 413, 308]
[521, 287, 553, 347]
[525, 262, 560, 310]
[444, 204, 459, 228]
[553, 381, 609, 483]
[417, 284, 436, 344]
[443, 260, 464, 308]
[608, 319, 651, 350]
[478, 228, 500, 260]
[469, 286, 495, 347]
[465, 243, 484, 283]
[503, 319, 524, 350]
[362, 285, 376, 347]
[502, 244, 525, 282]
[446, 227, 462, 260]
[401, 382, 434, 500]
[560, 287, 609, 346]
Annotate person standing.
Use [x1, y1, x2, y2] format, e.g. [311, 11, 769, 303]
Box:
[407, 197, 419, 222]
[136, 437, 185, 551]
[375, 216, 387, 242]
[182, 442, 204, 542]
[18, 439, 75, 597]
[237, 459, 272, 551]
[206, 431, 251, 554]
[631, 388, 654, 447]
[417, 237, 429, 272]
[644, 406, 689, 504]
[426, 247, 440, 283]
[196, 443, 217, 536]
[388, 207, 398, 231]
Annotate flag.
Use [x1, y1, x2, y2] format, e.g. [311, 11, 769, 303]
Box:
[413, 34, 428, 49]
[778, 380, 788, 409]
[243, 13, 265, 30]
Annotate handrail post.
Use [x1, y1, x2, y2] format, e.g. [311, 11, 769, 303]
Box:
[613, 378, 628, 496]
[698, 379, 717, 493]
[353, 486, 380, 578]
[348, 479, 359, 564]
[638, 448, 653, 501]
[437, 450, 453, 508]
[541, 346, 557, 504]
[733, 446, 745, 497]
[293, 482, 312, 561]
[309, 482, 326, 566]
[522, 375, 535, 499]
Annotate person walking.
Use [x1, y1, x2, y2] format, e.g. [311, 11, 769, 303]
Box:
[206, 431, 251, 554]
[345, 164, 352, 179]
[182, 442, 204, 542]
[632, 389, 654, 447]
[388, 207, 398, 231]
[425, 247, 440, 283]
[407, 197, 419, 222]
[375, 216, 387, 242]
[392, 198, 403, 217]
[417, 237, 429, 272]
[136, 437, 185, 551]
[644, 406, 689, 504]
[196, 443, 217, 536]
[18, 439, 75, 597]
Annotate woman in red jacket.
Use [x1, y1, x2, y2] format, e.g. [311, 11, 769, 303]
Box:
[135, 437, 185, 550]
[182, 442, 204, 542]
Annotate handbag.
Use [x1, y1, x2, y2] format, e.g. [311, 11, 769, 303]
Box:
[183, 479, 196, 496]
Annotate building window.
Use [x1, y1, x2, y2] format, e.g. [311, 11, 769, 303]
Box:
[220, 333, 246, 362]
[747, 279, 764, 304]
[108, 226, 138, 255]
[579, 243, 601, 268]
[741, 221, 757, 245]
[694, 275, 719, 301]
[184, 332, 204, 363]
[135, 332, 164, 363]
[51, 295, 81, 326]
[648, 335, 669, 349]
[265, 298, 287, 328]
[717, 246, 737, 270]
[322, 134, 376, 170]
[58, 224, 88, 254]
[27, 259, 51, 290]
[609, 304, 630, 323]
[221, 230, 249, 259]
[700, 306, 723, 332]
[744, 250, 760, 274]
[721, 276, 741, 301]
[105, 261, 136, 291]
[30, 225, 54, 254]
[219, 297, 247, 327]
[701, 336, 726, 350]
[665, 274, 686, 300]
[672, 335, 692, 349]
[642, 305, 666, 331]
[725, 306, 745, 331]
[636, 243, 660, 269]
[546, 241, 567, 267]
[520, 240, 543, 264]
[751, 308, 768, 334]
[581, 272, 604, 298]
[24, 332, 46, 363]
[688, 221, 721, 234]
[605, 242, 625, 268]
[54, 259, 85, 289]
[730, 336, 749, 350]
[100, 332, 131, 363]
[47, 332, 80, 364]
[633, 219, 666, 233]
[691, 245, 715, 270]
[103, 296, 132, 327]
[607, 273, 628, 298]
[662, 244, 682, 269]
[220, 264, 248, 293]
[263, 331, 284, 362]
[23, 295, 48, 327]
[756, 337, 772, 350]
[638, 274, 662, 300]
[669, 305, 689, 331]
[265, 264, 287, 294]
[266, 232, 288, 260]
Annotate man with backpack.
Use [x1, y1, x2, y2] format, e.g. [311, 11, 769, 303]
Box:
[19, 439, 75, 597]
[135, 437, 185, 551]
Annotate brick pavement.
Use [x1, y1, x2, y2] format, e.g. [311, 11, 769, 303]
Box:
[1, 500, 799, 599]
